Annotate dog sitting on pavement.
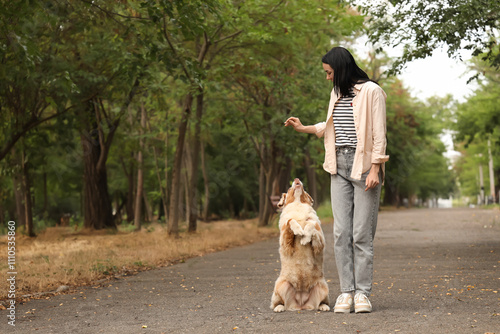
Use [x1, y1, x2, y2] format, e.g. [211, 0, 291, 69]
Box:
[270, 178, 330, 312]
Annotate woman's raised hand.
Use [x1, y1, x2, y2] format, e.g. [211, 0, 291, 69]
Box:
[284, 117, 304, 131]
[284, 117, 317, 134]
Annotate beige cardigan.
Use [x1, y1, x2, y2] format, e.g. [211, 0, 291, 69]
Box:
[314, 81, 389, 180]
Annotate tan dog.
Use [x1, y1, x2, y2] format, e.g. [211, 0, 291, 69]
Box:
[270, 178, 330, 312]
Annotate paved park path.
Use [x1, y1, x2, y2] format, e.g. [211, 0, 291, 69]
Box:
[2, 208, 500, 333]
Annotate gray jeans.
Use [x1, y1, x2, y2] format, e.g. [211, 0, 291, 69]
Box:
[330, 149, 381, 296]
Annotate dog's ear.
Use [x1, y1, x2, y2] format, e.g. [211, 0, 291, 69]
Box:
[277, 193, 287, 209]
[301, 191, 314, 206]
[308, 192, 314, 206]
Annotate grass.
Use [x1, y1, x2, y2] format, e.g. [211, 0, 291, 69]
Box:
[0, 219, 279, 300]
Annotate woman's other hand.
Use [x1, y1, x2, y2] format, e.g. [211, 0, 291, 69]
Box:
[365, 164, 381, 191]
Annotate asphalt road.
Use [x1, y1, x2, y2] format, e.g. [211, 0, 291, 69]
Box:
[2, 208, 499, 334]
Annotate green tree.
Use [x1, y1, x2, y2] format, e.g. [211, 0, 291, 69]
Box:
[1, 0, 412, 235]
[381, 77, 455, 206]
[58, 2, 145, 230]
[356, 0, 500, 73]
[1, 1, 148, 230]
[453, 140, 496, 202]
[453, 56, 500, 201]
[0, 1, 80, 235]
[454, 83, 500, 143]
[0, 2, 75, 162]
[217, 0, 364, 225]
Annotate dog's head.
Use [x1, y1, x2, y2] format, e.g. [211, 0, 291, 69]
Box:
[277, 178, 314, 209]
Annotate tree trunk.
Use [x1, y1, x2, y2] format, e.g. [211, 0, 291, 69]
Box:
[134, 103, 146, 231]
[134, 157, 144, 231]
[134, 151, 144, 229]
[257, 141, 275, 227]
[81, 136, 115, 229]
[151, 133, 169, 224]
[0, 195, 4, 226]
[241, 197, 248, 219]
[188, 90, 203, 233]
[151, 145, 169, 223]
[148, 101, 170, 224]
[278, 157, 292, 194]
[304, 149, 318, 208]
[80, 79, 140, 230]
[143, 191, 153, 222]
[258, 158, 266, 223]
[259, 165, 277, 227]
[383, 180, 399, 206]
[200, 141, 210, 221]
[259, 150, 280, 227]
[113, 192, 126, 224]
[258, 140, 284, 227]
[180, 167, 187, 223]
[164, 131, 169, 214]
[168, 94, 193, 236]
[80, 102, 115, 230]
[125, 105, 136, 223]
[13, 171, 25, 230]
[21, 149, 35, 237]
[42, 170, 48, 217]
[183, 141, 192, 224]
[167, 27, 211, 235]
[125, 160, 135, 222]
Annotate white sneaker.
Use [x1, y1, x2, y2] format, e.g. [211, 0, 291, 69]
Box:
[354, 293, 372, 313]
[334, 293, 354, 313]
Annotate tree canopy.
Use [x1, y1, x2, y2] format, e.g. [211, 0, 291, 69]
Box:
[0, 0, 467, 236]
[356, 0, 500, 74]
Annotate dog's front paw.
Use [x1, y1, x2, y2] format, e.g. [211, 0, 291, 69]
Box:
[300, 235, 311, 245]
[273, 305, 286, 313]
[318, 304, 330, 312]
[300, 223, 314, 245]
[289, 219, 304, 236]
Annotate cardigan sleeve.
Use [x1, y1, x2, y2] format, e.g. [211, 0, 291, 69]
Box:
[371, 86, 389, 164]
[314, 121, 326, 138]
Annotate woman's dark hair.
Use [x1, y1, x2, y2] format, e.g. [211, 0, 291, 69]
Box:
[321, 46, 374, 96]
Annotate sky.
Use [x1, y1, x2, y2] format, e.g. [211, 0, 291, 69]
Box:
[394, 48, 477, 103]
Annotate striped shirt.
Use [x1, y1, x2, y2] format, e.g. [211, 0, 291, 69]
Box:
[332, 89, 357, 148]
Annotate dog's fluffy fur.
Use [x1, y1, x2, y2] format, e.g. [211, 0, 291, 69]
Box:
[270, 178, 330, 312]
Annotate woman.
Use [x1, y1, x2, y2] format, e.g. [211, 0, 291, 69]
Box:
[284, 46, 388, 313]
